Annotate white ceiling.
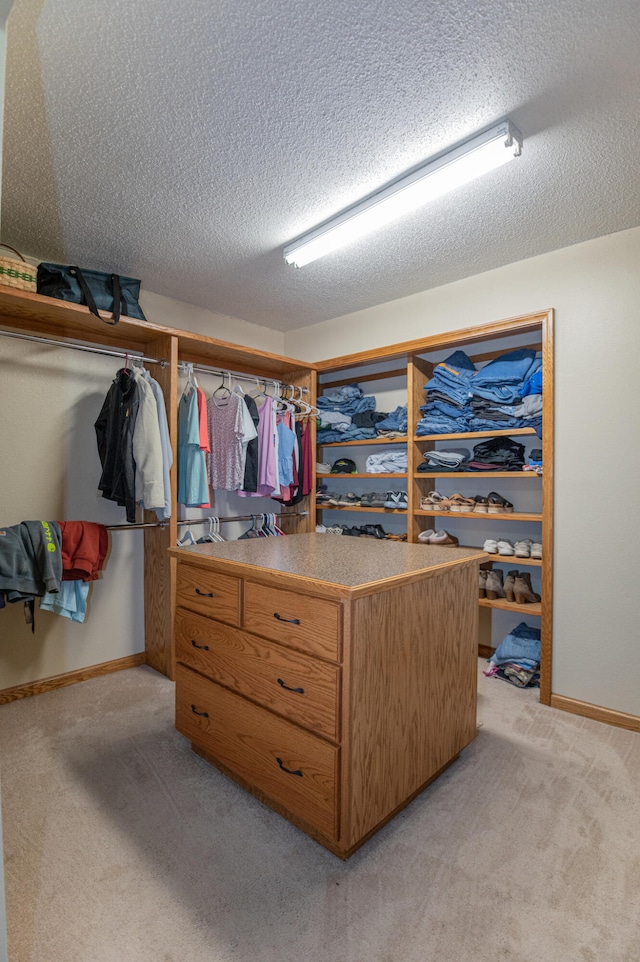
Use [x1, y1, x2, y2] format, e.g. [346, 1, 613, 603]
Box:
[2, 0, 640, 333]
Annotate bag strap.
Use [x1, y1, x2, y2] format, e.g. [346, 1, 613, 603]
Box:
[0, 244, 27, 262]
[69, 266, 127, 325]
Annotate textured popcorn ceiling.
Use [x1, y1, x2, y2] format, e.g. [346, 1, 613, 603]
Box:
[3, 0, 640, 332]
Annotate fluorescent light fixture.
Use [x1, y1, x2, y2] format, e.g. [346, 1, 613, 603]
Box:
[283, 118, 522, 268]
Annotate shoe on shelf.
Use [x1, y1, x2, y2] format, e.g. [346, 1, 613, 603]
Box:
[339, 491, 361, 506]
[514, 539, 533, 558]
[316, 524, 327, 533]
[473, 495, 490, 513]
[483, 539, 498, 554]
[504, 569, 519, 602]
[326, 491, 341, 506]
[479, 569, 488, 598]
[497, 538, 515, 556]
[424, 529, 459, 546]
[419, 490, 449, 511]
[448, 493, 476, 512]
[417, 528, 436, 542]
[324, 524, 343, 534]
[531, 541, 542, 559]
[369, 492, 387, 508]
[485, 569, 505, 599]
[514, 571, 541, 604]
[384, 491, 407, 510]
[316, 462, 332, 474]
[359, 492, 374, 507]
[361, 524, 387, 539]
[487, 491, 514, 514]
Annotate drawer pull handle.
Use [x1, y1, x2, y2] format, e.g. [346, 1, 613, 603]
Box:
[195, 588, 214, 597]
[191, 639, 210, 651]
[276, 757, 303, 777]
[277, 678, 305, 694]
[191, 704, 209, 717]
[273, 612, 300, 625]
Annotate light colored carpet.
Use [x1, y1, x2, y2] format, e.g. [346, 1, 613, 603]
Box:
[1, 662, 639, 962]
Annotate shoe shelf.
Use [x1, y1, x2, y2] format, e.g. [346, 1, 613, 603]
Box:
[413, 471, 540, 479]
[413, 428, 537, 442]
[479, 597, 542, 616]
[317, 472, 407, 479]
[415, 509, 542, 522]
[318, 505, 408, 514]
[318, 436, 408, 447]
[481, 553, 542, 567]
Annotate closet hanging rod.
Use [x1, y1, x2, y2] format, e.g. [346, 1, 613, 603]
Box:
[0, 329, 165, 366]
[177, 512, 307, 526]
[179, 359, 308, 395]
[104, 511, 307, 531]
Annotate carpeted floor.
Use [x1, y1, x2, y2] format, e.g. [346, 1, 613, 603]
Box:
[1, 662, 639, 962]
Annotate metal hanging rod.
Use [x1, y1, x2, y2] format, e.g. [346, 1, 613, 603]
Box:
[177, 512, 307, 526]
[0, 329, 165, 366]
[104, 511, 306, 531]
[179, 359, 308, 395]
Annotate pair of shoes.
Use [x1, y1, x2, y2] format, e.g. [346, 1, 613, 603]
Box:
[473, 495, 489, 513]
[420, 490, 449, 511]
[338, 491, 361, 506]
[419, 529, 459, 546]
[448, 493, 476, 512]
[340, 525, 362, 536]
[514, 538, 543, 558]
[316, 462, 332, 474]
[324, 524, 343, 534]
[505, 570, 541, 604]
[479, 568, 489, 597]
[482, 538, 516, 556]
[359, 524, 387, 539]
[487, 491, 514, 513]
[384, 491, 408, 509]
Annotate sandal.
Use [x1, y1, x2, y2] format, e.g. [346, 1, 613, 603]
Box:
[448, 493, 476, 512]
[473, 495, 489, 513]
[487, 491, 514, 513]
[419, 490, 449, 511]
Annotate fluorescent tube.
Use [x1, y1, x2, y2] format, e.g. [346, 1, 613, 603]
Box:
[283, 119, 522, 268]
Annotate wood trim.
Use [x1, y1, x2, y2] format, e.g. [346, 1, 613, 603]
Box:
[539, 309, 554, 705]
[0, 653, 147, 705]
[550, 694, 640, 733]
[320, 367, 407, 390]
[314, 310, 552, 372]
[478, 643, 495, 659]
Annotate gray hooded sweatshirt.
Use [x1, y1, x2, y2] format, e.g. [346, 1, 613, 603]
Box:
[0, 520, 63, 602]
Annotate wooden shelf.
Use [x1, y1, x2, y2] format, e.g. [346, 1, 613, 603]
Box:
[318, 436, 408, 447]
[413, 471, 540, 479]
[317, 505, 408, 514]
[415, 510, 542, 522]
[413, 428, 537, 441]
[317, 472, 407, 479]
[480, 554, 542, 567]
[479, 598, 541, 616]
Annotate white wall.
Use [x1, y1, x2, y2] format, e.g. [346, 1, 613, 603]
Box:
[288, 226, 640, 718]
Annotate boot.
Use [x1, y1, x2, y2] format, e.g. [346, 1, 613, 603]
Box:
[485, 569, 505, 600]
[504, 570, 519, 603]
[514, 571, 541, 604]
[479, 569, 488, 598]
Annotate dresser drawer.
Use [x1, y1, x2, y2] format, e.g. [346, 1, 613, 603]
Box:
[175, 564, 240, 625]
[175, 608, 340, 740]
[176, 664, 338, 839]
[243, 582, 341, 661]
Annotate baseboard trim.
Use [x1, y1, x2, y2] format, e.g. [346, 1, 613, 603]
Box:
[0, 652, 147, 704]
[550, 694, 640, 733]
[478, 644, 495, 659]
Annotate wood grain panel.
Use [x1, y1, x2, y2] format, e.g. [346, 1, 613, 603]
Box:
[345, 562, 478, 846]
[540, 309, 554, 705]
[175, 608, 340, 740]
[176, 664, 338, 838]
[244, 582, 341, 661]
[175, 565, 241, 624]
[550, 694, 640, 733]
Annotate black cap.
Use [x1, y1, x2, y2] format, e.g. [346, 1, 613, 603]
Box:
[330, 458, 357, 474]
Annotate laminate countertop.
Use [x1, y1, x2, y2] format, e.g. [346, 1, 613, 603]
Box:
[169, 533, 485, 598]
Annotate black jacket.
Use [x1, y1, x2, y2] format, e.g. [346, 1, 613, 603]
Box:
[95, 369, 140, 523]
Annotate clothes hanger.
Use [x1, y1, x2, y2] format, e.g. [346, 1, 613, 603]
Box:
[212, 516, 225, 542]
[176, 521, 196, 546]
[212, 371, 232, 406]
[196, 517, 216, 544]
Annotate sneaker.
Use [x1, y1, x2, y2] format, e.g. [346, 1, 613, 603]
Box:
[497, 538, 515, 556]
[324, 524, 343, 534]
[514, 539, 533, 558]
[483, 539, 498, 554]
[360, 492, 374, 507]
[316, 462, 332, 474]
[384, 491, 408, 510]
[369, 492, 387, 508]
[326, 492, 341, 506]
[315, 524, 327, 533]
[339, 491, 361, 506]
[531, 541, 542, 559]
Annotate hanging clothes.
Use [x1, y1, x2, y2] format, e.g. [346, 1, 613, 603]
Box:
[206, 391, 257, 491]
[177, 383, 209, 507]
[141, 369, 173, 521]
[242, 394, 260, 493]
[95, 368, 139, 523]
[131, 367, 165, 513]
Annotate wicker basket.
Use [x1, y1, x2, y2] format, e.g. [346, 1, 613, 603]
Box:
[0, 244, 37, 292]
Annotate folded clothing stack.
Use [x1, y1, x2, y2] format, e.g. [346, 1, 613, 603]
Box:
[365, 450, 408, 473]
[417, 447, 471, 472]
[465, 436, 525, 472]
[483, 622, 541, 688]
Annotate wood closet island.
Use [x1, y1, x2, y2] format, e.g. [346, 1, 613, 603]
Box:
[169, 534, 484, 858]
